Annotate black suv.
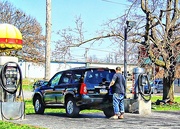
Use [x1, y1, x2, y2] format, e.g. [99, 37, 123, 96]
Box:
[32, 67, 115, 117]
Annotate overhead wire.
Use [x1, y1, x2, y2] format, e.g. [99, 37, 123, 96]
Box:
[101, 0, 130, 6]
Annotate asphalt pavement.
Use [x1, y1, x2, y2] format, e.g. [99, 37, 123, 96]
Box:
[10, 111, 180, 129]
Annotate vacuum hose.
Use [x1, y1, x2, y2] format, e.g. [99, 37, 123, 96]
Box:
[0, 61, 23, 98]
[138, 73, 152, 101]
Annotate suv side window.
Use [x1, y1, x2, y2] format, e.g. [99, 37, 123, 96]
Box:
[59, 71, 72, 84]
[50, 72, 63, 87]
[72, 70, 84, 83]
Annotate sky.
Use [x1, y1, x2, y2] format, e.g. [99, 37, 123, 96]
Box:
[6, 0, 131, 61]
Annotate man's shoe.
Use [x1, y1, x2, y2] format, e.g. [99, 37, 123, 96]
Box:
[109, 115, 118, 120]
[118, 115, 124, 119]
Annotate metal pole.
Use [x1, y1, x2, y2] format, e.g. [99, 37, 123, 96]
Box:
[124, 24, 128, 89]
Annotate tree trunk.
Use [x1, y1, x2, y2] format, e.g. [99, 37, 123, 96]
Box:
[163, 71, 174, 102]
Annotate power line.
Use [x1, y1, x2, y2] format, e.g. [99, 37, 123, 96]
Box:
[78, 46, 117, 53]
[101, 0, 130, 6]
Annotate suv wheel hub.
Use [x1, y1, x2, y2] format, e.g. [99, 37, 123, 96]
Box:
[67, 100, 73, 114]
[35, 99, 40, 111]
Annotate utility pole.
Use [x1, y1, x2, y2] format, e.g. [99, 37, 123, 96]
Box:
[45, 0, 51, 80]
[124, 23, 128, 84]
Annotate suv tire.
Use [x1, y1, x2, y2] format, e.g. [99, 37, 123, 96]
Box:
[153, 88, 158, 94]
[34, 96, 45, 114]
[103, 106, 114, 118]
[65, 97, 80, 117]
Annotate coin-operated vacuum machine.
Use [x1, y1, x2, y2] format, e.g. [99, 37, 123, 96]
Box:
[0, 23, 24, 120]
[129, 67, 152, 115]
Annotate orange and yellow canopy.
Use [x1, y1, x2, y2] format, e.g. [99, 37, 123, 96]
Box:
[0, 23, 22, 51]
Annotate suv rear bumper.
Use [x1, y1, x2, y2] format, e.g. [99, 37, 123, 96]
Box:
[77, 94, 112, 107]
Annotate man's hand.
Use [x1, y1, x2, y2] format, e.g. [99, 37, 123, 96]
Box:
[124, 94, 127, 99]
[109, 80, 115, 89]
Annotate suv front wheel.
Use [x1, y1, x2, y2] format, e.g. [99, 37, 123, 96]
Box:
[34, 96, 45, 114]
[65, 97, 80, 117]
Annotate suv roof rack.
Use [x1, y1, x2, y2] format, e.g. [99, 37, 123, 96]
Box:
[69, 66, 110, 70]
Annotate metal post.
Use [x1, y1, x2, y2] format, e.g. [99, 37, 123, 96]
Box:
[124, 25, 128, 88]
[124, 20, 136, 95]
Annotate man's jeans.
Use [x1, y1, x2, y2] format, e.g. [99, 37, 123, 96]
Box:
[113, 93, 125, 115]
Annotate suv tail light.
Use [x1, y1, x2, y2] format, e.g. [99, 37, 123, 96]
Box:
[80, 83, 87, 94]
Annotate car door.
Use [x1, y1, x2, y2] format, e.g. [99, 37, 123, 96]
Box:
[43, 72, 63, 104]
[54, 71, 72, 105]
[158, 80, 163, 92]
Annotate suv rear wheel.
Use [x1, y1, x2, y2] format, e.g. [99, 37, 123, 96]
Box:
[103, 106, 114, 118]
[153, 88, 158, 94]
[65, 97, 80, 117]
[34, 96, 45, 114]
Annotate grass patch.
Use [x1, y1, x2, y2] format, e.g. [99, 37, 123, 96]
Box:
[151, 95, 180, 111]
[25, 99, 66, 114]
[22, 78, 35, 91]
[0, 121, 46, 129]
[22, 84, 33, 91]
[25, 99, 101, 114]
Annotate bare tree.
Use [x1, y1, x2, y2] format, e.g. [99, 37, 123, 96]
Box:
[139, 0, 180, 102]
[52, 16, 124, 62]
[0, 1, 45, 62]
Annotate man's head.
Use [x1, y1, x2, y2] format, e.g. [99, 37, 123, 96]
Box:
[116, 67, 121, 72]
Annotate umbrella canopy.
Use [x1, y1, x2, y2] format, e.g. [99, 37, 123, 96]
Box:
[0, 23, 22, 51]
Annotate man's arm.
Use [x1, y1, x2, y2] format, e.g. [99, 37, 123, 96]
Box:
[122, 75, 126, 95]
[109, 80, 115, 88]
[109, 74, 116, 89]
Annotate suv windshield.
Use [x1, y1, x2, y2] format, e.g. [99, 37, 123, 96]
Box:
[84, 69, 115, 85]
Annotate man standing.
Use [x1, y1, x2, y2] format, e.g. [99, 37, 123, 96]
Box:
[109, 66, 126, 119]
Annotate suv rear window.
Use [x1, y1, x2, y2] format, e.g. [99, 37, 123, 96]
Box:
[84, 69, 115, 84]
[155, 80, 163, 84]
